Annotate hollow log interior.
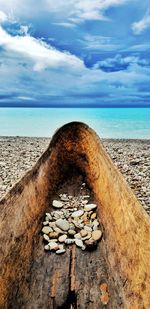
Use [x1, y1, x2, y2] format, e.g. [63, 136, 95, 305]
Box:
[0, 122, 150, 309]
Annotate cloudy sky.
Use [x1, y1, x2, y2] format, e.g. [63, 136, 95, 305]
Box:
[0, 0, 150, 107]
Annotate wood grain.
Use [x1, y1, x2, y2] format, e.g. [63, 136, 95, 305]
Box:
[0, 122, 150, 308]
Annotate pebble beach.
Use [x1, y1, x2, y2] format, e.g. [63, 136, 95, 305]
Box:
[0, 137, 149, 215]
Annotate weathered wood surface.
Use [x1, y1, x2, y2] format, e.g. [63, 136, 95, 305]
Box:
[0, 122, 150, 309]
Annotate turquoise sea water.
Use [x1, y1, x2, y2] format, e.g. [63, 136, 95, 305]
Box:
[0, 108, 150, 139]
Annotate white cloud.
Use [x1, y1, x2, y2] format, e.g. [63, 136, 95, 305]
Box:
[0, 10, 7, 23]
[132, 12, 150, 35]
[0, 0, 129, 24]
[83, 34, 119, 50]
[0, 26, 84, 72]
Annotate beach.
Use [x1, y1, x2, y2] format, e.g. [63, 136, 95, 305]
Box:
[0, 136, 149, 215]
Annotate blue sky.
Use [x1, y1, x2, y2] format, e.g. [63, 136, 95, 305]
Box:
[0, 0, 150, 107]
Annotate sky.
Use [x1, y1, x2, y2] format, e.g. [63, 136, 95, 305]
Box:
[0, 0, 150, 107]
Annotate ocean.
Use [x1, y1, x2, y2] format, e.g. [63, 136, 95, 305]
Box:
[0, 108, 150, 139]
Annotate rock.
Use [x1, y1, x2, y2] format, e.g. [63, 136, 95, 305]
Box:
[65, 238, 75, 245]
[43, 234, 49, 241]
[43, 221, 49, 226]
[49, 222, 56, 228]
[81, 245, 86, 250]
[49, 242, 59, 251]
[80, 229, 88, 237]
[85, 238, 97, 247]
[84, 204, 97, 211]
[82, 232, 92, 240]
[74, 233, 82, 239]
[42, 226, 53, 234]
[44, 245, 50, 251]
[81, 200, 88, 205]
[52, 200, 63, 208]
[84, 226, 92, 232]
[68, 229, 76, 236]
[60, 194, 69, 201]
[56, 249, 66, 254]
[58, 244, 64, 250]
[71, 210, 84, 218]
[56, 219, 70, 231]
[91, 213, 97, 220]
[92, 230, 102, 241]
[45, 213, 52, 220]
[58, 234, 67, 243]
[75, 239, 84, 248]
[49, 232, 59, 239]
[54, 227, 65, 234]
[49, 238, 58, 242]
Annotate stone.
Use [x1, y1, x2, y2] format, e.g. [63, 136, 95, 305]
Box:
[44, 245, 50, 251]
[60, 195, 69, 202]
[49, 222, 56, 228]
[80, 229, 88, 237]
[84, 226, 92, 232]
[43, 234, 49, 241]
[74, 233, 82, 239]
[75, 239, 84, 248]
[68, 229, 76, 236]
[42, 226, 53, 234]
[49, 239, 58, 242]
[58, 244, 64, 250]
[71, 210, 84, 218]
[58, 234, 67, 243]
[84, 204, 97, 211]
[43, 221, 49, 226]
[56, 219, 70, 231]
[49, 242, 59, 251]
[45, 213, 52, 220]
[56, 249, 66, 254]
[54, 227, 65, 234]
[65, 238, 75, 245]
[52, 200, 63, 208]
[85, 238, 97, 247]
[49, 232, 59, 239]
[92, 230, 102, 241]
[91, 213, 97, 220]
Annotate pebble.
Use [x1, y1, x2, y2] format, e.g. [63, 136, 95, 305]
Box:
[91, 213, 97, 220]
[68, 229, 76, 236]
[49, 242, 59, 251]
[65, 238, 75, 245]
[44, 245, 50, 251]
[56, 249, 66, 254]
[80, 229, 88, 237]
[85, 238, 97, 247]
[49, 232, 59, 239]
[74, 233, 82, 239]
[92, 230, 102, 241]
[52, 200, 64, 208]
[75, 239, 84, 248]
[56, 219, 70, 231]
[43, 234, 49, 241]
[71, 210, 84, 218]
[58, 234, 67, 243]
[84, 204, 97, 211]
[42, 226, 53, 234]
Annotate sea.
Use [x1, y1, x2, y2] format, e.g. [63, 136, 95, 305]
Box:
[0, 108, 150, 139]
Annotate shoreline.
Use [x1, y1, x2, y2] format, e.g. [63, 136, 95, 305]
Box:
[0, 136, 149, 215]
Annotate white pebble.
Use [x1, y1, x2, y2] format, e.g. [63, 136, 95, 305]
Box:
[56, 249, 66, 254]
[42, 226, 53, 234]
[75, 239, 84, 248]
[52, 200, 63, 208]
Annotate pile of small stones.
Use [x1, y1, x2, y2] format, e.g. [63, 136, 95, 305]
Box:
[42, 188, 102, 254]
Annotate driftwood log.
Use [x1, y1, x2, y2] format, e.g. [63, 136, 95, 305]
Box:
[0, 122, 150, 309]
